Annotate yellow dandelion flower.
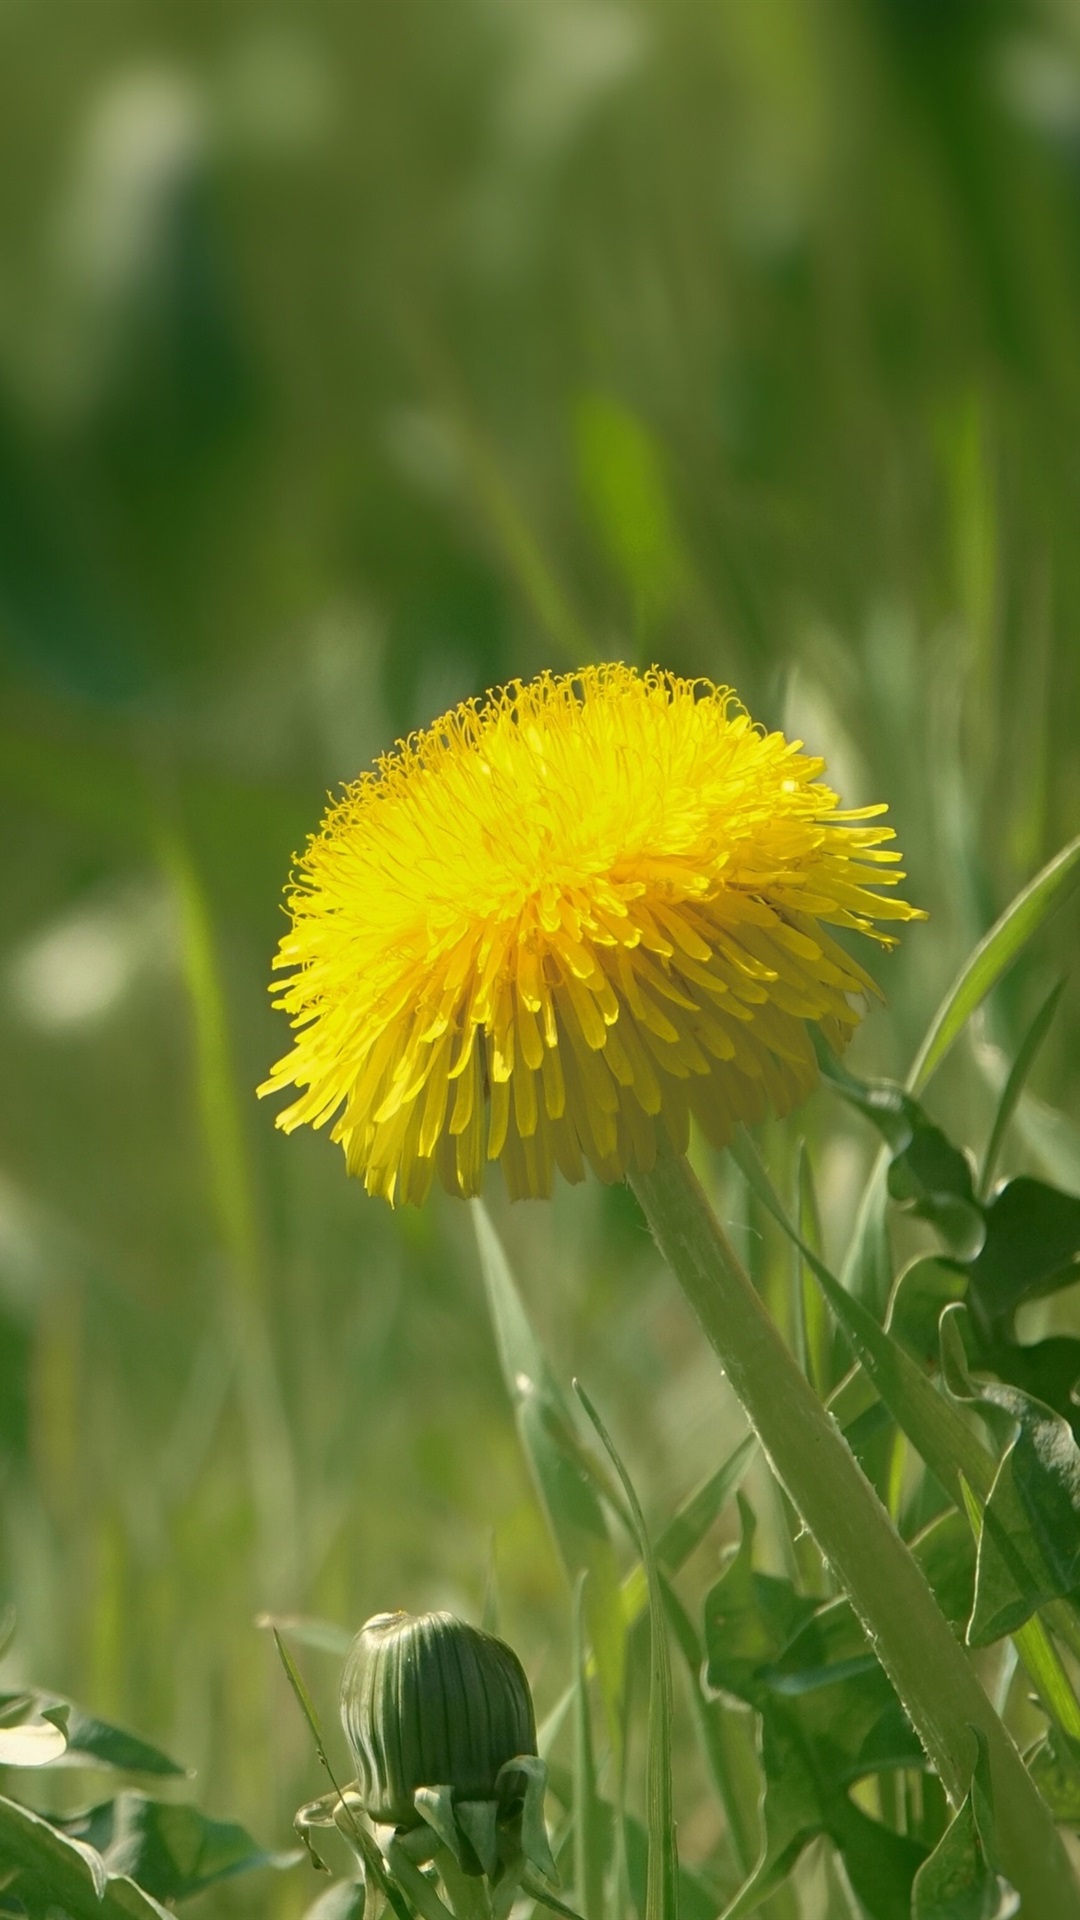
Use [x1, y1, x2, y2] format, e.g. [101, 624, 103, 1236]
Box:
[259, 664, 923, 1205]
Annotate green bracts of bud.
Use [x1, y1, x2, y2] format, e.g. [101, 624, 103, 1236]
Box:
[341, 1611, 538, 1828]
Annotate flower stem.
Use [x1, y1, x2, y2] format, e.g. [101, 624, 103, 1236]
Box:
[629, 1153, 1080, 1917]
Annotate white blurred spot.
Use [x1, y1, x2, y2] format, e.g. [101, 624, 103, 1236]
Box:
[382, 409, 465, 498]
[0, 1171, 49, 1310]
[0, 1721, 68, 1767]
[997, 35, 1080, 138]
[490, 0, 646, 160]
[58, 68, 206, 304]
[6, 881, 174, 1034]
[216, 26, 338, 159]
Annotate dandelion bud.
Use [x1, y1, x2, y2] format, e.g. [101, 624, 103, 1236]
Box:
[340, 1610, 537, 1827]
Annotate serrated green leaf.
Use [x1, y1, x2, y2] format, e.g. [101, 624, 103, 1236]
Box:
[703, 1499, 816, 1706]
[472, 1205, 626, 1750]
[941, 1309, 1080, 1642]
[0, 1791, 172, 1920]
[0, 1692, 184, 1776]
[888, 1258, 969, 1367]
[967, 1177, 1080, 1343]
[908, 833, 1080, 1096]
[911, 1732, 1018, 1920]
[54, 1792, 295, 1902]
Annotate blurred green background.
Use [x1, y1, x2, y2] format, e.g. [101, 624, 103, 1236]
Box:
[3, 0, 1080, 1912]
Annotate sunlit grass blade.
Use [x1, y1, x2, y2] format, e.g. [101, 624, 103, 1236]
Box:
[979, 977, 1066, 1196]
[574, 1381, 678, 1920]
[909, 833, 1080, 1097]
[472, 1204, 627, 1752]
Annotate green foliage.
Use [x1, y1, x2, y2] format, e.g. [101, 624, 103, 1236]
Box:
[6, 8, 1080, 1915]
[911, 1736, 1018, 1920]
[0, 1666, 285, 1919]
[703, 1501, 926, 1920]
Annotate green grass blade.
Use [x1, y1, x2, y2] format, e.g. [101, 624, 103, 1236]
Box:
[572, 1575, 606, 1920]
[979, 977, 1066, 1196]
[272, 1629, 336, 1776]
[908, 833, 1080, 1096]
[574, 1382, 678, 1920]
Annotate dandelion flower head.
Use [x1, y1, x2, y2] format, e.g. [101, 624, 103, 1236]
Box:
[261, 665, 923, 1204]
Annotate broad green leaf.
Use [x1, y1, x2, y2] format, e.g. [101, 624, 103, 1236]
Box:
[940, 1311, 1080, 1643]
[908, 832, 1080, 1096]
[888, 1258, 968, 1368]
[703, 1499, 816, 1705]
[979, 978, 1066, 1195]
[54, 1792, 295, 1902]
[886, 1126, 983, 1261]
[472, 1205, 626, 1746]
[0, 1692, 184, 1776]
[966, 1177, 1080, 1343]
[303, 1883, 367, 1920]
[0, 1791, 172, 1920]
[911, 1732, 1018, 1920]
[819, 1059, 983, 1258]
[575, 1382, 678, 1920]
